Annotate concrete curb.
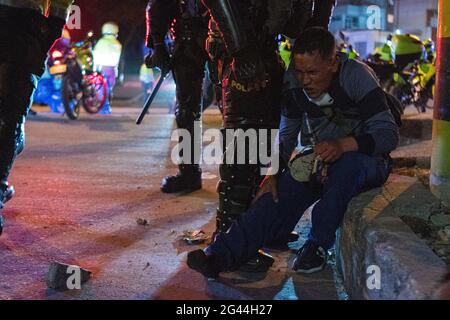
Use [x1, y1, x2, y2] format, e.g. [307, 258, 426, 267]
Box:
[392, 157, 431, 169]
[335, 174, 448, 299]
[400, 115, 432, 143]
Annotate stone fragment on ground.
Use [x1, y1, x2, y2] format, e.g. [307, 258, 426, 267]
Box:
[47, 262, 92, 290]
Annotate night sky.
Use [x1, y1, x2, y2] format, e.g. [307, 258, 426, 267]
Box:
[71, 0, 149, 75]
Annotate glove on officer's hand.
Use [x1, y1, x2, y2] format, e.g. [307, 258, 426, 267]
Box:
[145, 44, 171, 74]
[231, 47, 267, 91]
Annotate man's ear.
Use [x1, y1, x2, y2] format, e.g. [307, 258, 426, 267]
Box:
[330, 54, 339, 73]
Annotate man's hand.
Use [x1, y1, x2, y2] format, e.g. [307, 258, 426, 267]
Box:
[315, 137, 358, 163]
[252, 175, 279, 204]
[145, 44, 170, 74]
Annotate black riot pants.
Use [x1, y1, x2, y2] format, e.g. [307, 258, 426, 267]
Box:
[171, 33, 209, 166]
[0, 5, 65, 186]
[216, 48, 284, 233]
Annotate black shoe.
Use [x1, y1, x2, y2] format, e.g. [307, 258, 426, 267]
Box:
[292, 240, 327, 274]
[161, 165, 202, 193]
[187, 249, 220, 279]
[238, 250, 275, 273]
[266, 231, 300, 250]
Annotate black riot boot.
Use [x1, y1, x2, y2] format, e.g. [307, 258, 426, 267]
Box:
[0, 182, 14, 237]
[0, 180, 15, 209]
[160, 164, 202, 193]
[215, 211, 275, 273]
[213, 163, 277, 273]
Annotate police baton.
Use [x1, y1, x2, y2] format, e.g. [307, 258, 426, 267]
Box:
[136, 67, 171, 125]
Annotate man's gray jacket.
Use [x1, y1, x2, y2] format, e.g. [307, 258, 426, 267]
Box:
[279, 53, 399, 165]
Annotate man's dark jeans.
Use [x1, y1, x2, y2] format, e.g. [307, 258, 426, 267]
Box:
[0, 5, 64, 186]
[206, 151, 392, 272]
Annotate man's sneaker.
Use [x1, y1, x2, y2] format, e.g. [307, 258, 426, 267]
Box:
[292, 240, 327, 274]
[187, 249, 220, 279]
[238, 250, 275, 273]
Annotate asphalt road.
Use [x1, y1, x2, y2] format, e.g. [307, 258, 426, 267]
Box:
[0, 99, 341, 300]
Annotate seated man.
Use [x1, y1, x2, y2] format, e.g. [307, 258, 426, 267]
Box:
[186, 27, 399, 278]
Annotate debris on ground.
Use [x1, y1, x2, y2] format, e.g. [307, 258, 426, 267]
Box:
[47, 261, 92, 290]
[136, 218, 149, 226]
[182, 230, 209, 245]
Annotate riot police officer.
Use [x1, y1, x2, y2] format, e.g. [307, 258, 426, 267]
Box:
[201, 0, 336, 270]
[145, 0, 210, 193]
[0, 0, 74, 235]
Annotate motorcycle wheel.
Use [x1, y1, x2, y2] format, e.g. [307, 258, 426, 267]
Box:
[425, 77, 435, 110]
[82, 72, 109, 114]
[62, 74, 82, 120]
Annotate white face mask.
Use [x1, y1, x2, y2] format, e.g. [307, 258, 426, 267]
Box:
[303, 90, 334, 107]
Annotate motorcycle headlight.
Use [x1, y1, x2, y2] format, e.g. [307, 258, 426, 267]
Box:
[52, 50, 64, 59]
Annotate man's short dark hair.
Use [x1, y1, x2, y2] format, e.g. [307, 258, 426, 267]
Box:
[293, 27, 336, 59]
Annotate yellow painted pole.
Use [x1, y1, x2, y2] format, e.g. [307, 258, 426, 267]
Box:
[430, 0, 450, 204]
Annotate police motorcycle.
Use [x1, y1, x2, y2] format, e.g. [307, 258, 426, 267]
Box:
[366, 34, 435, 113]
[48, 31, 109, 120]
[337, 32, 360, 61]
[33, 29, 72, 114]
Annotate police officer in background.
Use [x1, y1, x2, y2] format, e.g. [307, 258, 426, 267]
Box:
[201, 0, 336, 271]
[93, 22, 123, 114]
[145, 0, 210, 193]
[0, 0, 74, 235]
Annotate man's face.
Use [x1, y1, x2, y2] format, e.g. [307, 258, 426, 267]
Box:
[294, 51, 338, 100]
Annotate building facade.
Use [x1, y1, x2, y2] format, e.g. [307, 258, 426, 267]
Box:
[330, 0, 438, 58]
[395, 0, 438, 40]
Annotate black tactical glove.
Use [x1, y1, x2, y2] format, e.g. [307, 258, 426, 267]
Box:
[145, 44, 171, 74]
[231, 47, 267, 91]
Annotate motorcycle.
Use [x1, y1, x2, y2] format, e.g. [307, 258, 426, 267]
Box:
[381, 60, 435, 113]
[48, 32, 109, 120]
[365, 34, 435, 113]
[337, 32, 360, 61]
